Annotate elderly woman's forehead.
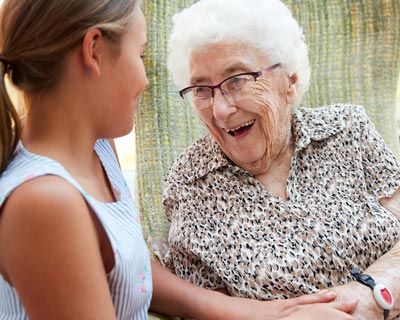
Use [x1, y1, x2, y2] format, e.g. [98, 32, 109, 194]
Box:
[190, 41, 268, 63]
[188, 43, 270, 83]
[196, 41, 255, 53]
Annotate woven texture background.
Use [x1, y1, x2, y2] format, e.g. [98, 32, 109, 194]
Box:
[135, 0, 202, 242]
[135, 0, 400, 250]
[286, 0, 400, 149]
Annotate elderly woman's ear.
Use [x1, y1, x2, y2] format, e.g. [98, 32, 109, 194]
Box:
[287, 73, 298, 106]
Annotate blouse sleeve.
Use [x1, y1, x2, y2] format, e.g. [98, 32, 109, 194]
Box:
[170, 249, 226, 290]
[162, 168, 226, 290]
[356, 106, 400, 198]
[162, 168, 179, 223]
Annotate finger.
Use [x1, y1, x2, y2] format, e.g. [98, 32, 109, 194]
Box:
[332, 297, 359, 314]
[285, 290, 337, 308]
[392, 187, 400, 198]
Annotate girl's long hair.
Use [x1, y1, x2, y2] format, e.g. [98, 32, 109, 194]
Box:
[0, 0, 138, 174]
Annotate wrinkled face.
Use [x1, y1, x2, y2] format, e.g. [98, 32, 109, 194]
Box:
[188, 42, 296, 175]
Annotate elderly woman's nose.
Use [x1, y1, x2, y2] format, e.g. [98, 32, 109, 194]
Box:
[212, 94, 237, 120]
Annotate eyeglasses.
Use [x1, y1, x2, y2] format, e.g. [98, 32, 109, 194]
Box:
[179, 63, 281, 110]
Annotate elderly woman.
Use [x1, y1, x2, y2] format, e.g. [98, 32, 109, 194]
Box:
[162, 0, 400, 319]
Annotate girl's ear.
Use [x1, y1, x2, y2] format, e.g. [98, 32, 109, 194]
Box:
[81, 28, 104, 76]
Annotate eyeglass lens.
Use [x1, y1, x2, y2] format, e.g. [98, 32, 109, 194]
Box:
[183, 73, 256, 109]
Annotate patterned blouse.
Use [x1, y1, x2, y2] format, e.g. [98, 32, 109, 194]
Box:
[162, 104, 400, 301]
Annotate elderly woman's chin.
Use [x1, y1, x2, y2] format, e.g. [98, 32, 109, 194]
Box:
[218, 135, 267, 174]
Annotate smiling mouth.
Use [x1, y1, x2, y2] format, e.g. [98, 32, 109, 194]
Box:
[224, 120, 255, 137]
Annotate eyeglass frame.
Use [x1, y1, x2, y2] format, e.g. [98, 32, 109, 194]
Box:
[178, 62, 282, 103]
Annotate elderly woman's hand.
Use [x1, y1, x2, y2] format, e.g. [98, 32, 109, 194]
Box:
[216, 290, 357, 320]
[379, 188, 400, 219]
[278, 299, 357, 320]
[330, 281, 383, 320]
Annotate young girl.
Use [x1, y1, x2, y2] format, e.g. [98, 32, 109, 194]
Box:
[0, 0, 357, 319]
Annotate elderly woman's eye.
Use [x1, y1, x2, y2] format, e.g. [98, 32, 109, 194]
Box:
[193, 87, 211, 98]
[226, 76, 248, 91]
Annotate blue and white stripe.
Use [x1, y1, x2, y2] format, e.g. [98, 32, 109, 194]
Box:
[0, 139, 152, 319]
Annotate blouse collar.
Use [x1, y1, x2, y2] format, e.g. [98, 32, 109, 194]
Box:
[182, 105, 347, 183]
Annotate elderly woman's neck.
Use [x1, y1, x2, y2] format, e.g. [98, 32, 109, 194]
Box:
[254, 133, 295, 200]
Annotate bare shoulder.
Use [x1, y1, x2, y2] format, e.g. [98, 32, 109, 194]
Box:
[0, 175, 116, 319]
[0, 175, 95, 274]
[0, 175, 91, 238]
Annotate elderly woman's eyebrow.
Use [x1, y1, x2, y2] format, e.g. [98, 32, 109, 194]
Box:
[223, 62, 253, 76]
[189, 63, 251, 85]
[190, 75, 209, 85]
[223, 63, 251, 76]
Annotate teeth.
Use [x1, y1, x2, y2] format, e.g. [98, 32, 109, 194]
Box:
[224, 120, 255, 133]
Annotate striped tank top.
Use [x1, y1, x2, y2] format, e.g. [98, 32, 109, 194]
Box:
[0, 139, 152, 319]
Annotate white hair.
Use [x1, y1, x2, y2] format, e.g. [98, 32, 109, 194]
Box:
[167, 0, 310, 106]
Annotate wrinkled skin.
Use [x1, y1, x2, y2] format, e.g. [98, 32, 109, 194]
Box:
[189, 42, 296, 178]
